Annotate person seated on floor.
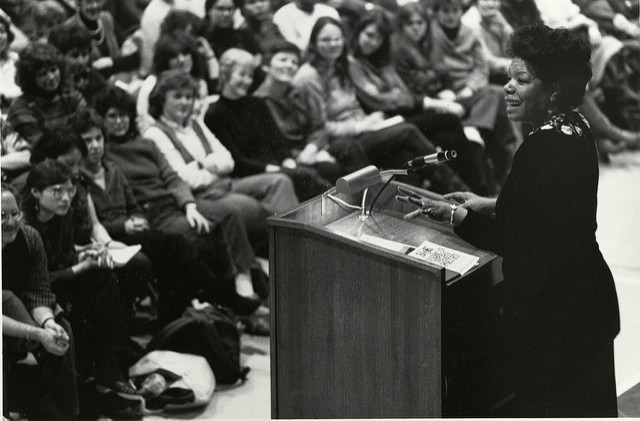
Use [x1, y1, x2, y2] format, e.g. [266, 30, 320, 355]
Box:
[48, 24, 108, 107]
[22, 159, 143, 416]
[8, 41, 86, 147]
[292, 17, 468, 193]
[94, 84, 273, 315]
[205, 48, 332, 201]
[137, 32, 211, 133]
[61, 0, 140, 78]
[253, 39, 365, 183]
[70, 108, 267, 323]
[349, 10, 489, 194]
[22, 126, 168, 327]
[2, 182, 79, 420]
[425, 0, 517, 191]
[272, 0, 340, 52]
[144, 70, 300, 252]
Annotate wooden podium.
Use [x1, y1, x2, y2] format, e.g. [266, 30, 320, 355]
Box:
[268, 182, 509, 419]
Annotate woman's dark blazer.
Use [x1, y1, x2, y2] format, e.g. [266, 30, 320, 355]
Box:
[454, 111, 620, 350]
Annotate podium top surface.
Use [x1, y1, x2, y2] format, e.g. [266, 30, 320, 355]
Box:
[268, 182, 497, 284]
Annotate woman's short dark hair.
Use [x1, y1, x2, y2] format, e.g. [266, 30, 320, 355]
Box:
[15, 42, 65, 96]
[30, 125, 83, 164]
[23, 159, 73, 216]
[152, 32, 204, 78]
[306, 17, 351, 87]
[148, 70, 200, 120]
[205, 0, 223, 16]
[0, 15, 16, 49]
[94, 84, 139, 138]
[262, 39, 300, 67]
[507, 24, 592, 112]
[68, 109, 104, 157]
[160, 10, 205, 36]
[48, 23, 92, 55]
[351, 10, 393, 67]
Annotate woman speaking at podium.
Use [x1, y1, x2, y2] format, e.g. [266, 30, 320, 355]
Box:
[420, 24, 620, 417]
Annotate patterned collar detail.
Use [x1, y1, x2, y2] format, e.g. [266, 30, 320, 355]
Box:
[530, 112, 590, 138]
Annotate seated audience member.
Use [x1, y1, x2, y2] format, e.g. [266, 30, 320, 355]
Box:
[0, 15, 21, 107]
[137, 32, 210, 133]
[8, 42, 86, 147]
[272, 0, 340, 52]
[18, 1, 67, 43]
[25, 127, 160, 321]
[62, 0, 140, 78]
[462, 0, 512, 84]
[48, 24, 108, 107]
[254, 40, 362, 182]
[158, 10, 220, 91]
[94, 84, 273, 309]
[293, 17, 468, 193]
[2, 183, 79, 420]
[22, 160, 142, 416]
[138, 0, 206, 76]
[144, 70, 299, 245]
[349, 10, 489, 193]
[427, 0, 517, 189]
[206, 48, 332, 200]
[71, 108, 265, 321]
[204, 0, 262, 58]
[236, 0, 285, 51]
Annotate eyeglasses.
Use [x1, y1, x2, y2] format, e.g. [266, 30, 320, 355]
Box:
[1, 209, 23, 224]
[45, 185, 77, 200]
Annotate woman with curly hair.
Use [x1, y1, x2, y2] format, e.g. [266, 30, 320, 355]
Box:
[8, 42, 86, 147]
[418, 24, 620, 417]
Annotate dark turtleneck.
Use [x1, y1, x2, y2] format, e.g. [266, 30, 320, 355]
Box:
[204, 95, 291, 177]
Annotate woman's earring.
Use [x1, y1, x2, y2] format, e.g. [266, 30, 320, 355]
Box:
[35, 202, 39, 212]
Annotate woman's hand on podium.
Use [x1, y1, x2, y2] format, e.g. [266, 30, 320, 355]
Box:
[444, 191, 497, 215]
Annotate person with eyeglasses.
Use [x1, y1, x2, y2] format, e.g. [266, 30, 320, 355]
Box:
[22, 159, 145, 418]
[2, 182, 80, 419]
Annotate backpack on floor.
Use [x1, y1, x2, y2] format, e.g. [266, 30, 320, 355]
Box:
[146, 304, 250, 385]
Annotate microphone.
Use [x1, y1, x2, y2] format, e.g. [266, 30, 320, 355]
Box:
[404, 150, 457, 168]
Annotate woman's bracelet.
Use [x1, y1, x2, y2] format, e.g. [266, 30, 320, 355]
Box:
[26, 326, 33, 341]
[450, 204, 458, 226]
[41, 316, 55, 328]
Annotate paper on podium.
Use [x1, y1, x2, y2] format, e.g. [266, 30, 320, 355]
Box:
[408, 240, 479, 275]
[109, 244, 142, 265]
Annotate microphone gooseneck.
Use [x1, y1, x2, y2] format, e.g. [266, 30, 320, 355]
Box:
[404, 150, 457, 169]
